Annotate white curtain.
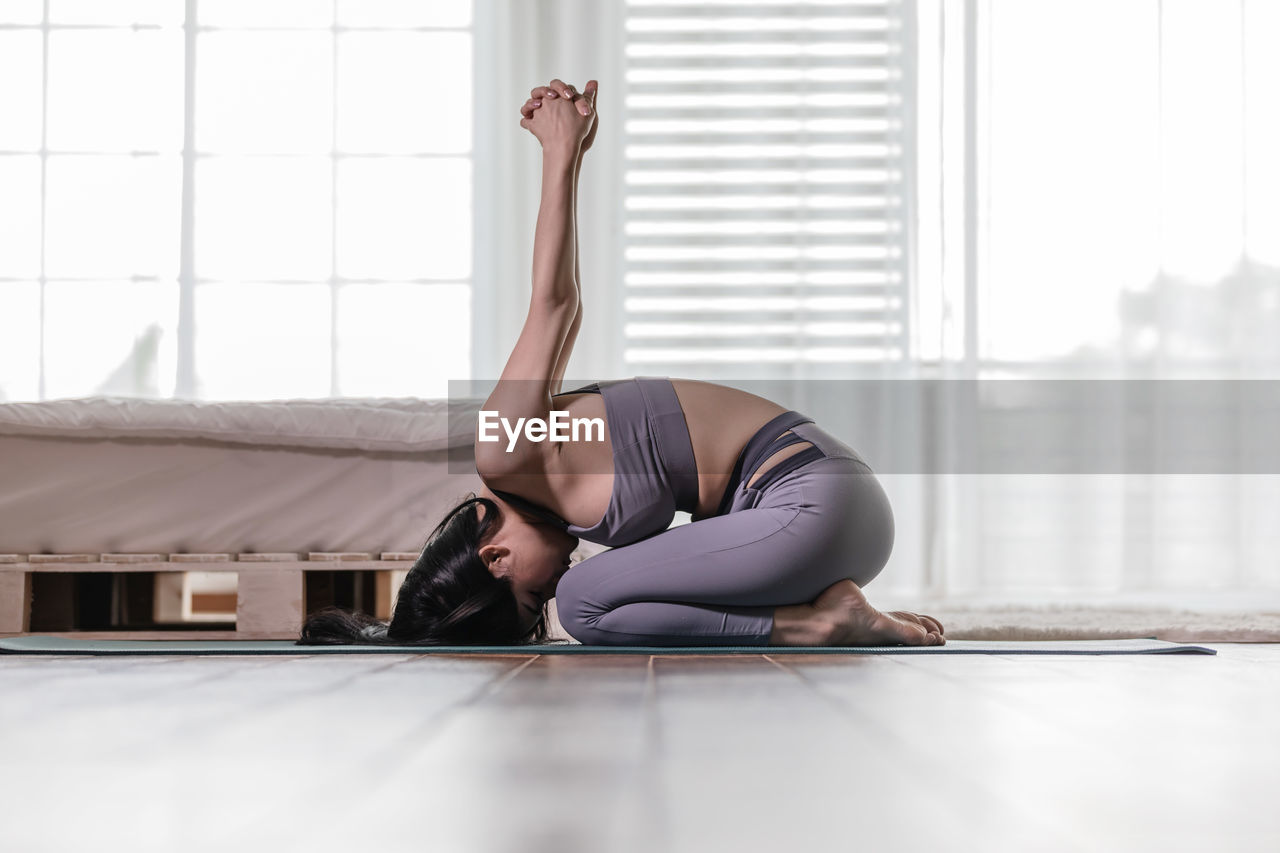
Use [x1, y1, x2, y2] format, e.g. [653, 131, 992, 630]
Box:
[938, 0, 1280, 606]
[4, 1, 1275, 604]
[482, 0, 1280, 606]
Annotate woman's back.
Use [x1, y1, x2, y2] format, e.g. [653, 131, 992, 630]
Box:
[489, 377, 798, 530]
[669, 378, 796, 517]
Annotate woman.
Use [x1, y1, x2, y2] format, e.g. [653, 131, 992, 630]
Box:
[300, 79, 945, 648]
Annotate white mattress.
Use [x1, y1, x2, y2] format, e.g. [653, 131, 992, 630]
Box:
[0, 395, 485, 452]
[0, 396, 489, 555]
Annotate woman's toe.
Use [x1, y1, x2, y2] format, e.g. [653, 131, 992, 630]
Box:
[891, 616, 928, 645]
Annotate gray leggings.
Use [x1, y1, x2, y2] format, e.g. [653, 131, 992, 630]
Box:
[554, 421, 895, 646]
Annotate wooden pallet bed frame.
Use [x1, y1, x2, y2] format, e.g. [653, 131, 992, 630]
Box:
[0, 394, 510, 642]
[0, 551, 419, 640]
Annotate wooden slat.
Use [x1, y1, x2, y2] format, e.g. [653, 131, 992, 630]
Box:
[0, 630, 264, 641]
[0, 559, 415, 574]
[101, 553, 165, 564]
[0, 555, 24, 564]
[235, 570, 304, 638]
[307, 552, 373, 562]
[0, 571, 31, 633]
[27, 554, 98, 564]
[169, 553, 233, 563]
[237, 552, 300, 562]
[191, 593, 238, 614]
[375, 571, 394, 620]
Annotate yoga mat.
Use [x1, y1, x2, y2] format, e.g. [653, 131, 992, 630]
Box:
[0, 636, 1215, 655]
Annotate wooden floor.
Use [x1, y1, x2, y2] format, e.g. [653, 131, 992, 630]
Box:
[2, 645, 1277, 853]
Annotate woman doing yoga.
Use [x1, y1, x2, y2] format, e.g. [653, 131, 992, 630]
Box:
[300, 79, 945, 648]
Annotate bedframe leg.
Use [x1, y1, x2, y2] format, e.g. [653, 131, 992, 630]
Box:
[236, 570, 304, 639]
[375, 570, 394, 620]
[0, 571, 33, 634]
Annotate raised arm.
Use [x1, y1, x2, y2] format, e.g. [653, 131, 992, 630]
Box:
[476, 80, 595, 479]
[521, 80, 597, 395]
[550, 145, 585, 396]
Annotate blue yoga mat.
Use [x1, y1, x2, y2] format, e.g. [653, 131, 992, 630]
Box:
[0, 636, 1216, 655]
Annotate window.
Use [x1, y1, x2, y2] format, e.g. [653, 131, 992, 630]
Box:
[0, 0, 475, 402]
[977, 0, 1280, 371]
[956, 0, 1280, 600]
[619, 0, 911, 379]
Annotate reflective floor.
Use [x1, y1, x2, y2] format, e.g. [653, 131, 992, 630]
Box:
[1, 645, 1277, 853]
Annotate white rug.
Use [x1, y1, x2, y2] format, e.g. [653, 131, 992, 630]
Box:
[921, 604, 1280, 643]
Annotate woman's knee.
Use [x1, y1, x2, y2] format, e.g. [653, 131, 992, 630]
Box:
[848, 472, 895, 584]
[552, 561, 609, 643]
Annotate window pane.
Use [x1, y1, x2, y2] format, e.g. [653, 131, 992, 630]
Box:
[45, 155, 181, 279]
[337, 32, 471, 154]
[336, 283, 469, 397]
[50, 0, 182, 26]
[197, 31, 332, 154]
[337, 0, 472, 28]
[0, 282, 40, 402]
[336, 157, 470, 280]
[43, 281, 178, 399]
[48, 29, 184, 152]
[194, 283, 331, 400]
[0, 156, 41, 277]
[198, 0, 331, 28]
[982, 0, 1159, 361]
[0, 32, 42, 151]
[1159, 2, 1245, 282]
[1245, 0, 1280, 266]
[0, 1, 41, 24]
[196, 157, 331, 281]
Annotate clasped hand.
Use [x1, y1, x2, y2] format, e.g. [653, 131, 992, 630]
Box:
[519, 78, 599, 158]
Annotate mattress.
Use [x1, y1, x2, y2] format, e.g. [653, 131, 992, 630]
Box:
[0, 395, 483, 452]
[0, 395, 490, 555]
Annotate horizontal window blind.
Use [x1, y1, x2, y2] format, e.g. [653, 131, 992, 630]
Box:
[621, 0, 910, 378]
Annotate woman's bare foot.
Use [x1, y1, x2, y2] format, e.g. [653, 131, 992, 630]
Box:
[770, 580, 945, 646]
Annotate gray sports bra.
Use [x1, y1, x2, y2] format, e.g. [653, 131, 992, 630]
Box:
[487, 377, 700, 548]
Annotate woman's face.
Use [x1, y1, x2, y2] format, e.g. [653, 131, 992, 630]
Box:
[476, 487, 578, 635]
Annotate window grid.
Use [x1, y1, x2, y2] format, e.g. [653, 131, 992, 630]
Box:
[1, 2, 472, 401]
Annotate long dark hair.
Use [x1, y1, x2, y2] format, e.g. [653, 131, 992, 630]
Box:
[297, 493, 552, 646]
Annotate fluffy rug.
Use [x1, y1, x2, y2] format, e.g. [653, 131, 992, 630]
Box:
[920, 605, 1280, 643]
